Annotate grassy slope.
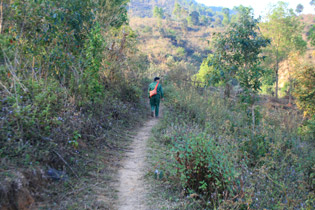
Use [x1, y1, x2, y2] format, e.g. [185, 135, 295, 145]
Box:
[0, 81, 150, 209]
[130, 12, 315, 209]
[129, 17, 223, 76]
[145, 83, 314, 209]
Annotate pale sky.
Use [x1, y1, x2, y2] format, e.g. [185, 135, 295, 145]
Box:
[195, 0, 315, 17]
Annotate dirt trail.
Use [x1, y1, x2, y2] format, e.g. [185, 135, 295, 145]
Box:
[116, 115, 159, 210]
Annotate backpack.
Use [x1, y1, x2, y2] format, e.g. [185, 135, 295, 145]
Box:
[149, 81, 159, 98]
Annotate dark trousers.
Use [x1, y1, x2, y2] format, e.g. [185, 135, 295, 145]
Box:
[150, 95, 160, 117]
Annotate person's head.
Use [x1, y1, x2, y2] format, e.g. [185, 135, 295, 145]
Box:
[154, 77, 160, 81]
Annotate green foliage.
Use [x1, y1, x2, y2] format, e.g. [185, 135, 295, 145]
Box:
[69, 131, 81, 149]
[5, 0, 129, 81]
[0, 0, 147, 184]
[80, 23, 106, 102]
[193, 54, 216, 86]
[222, 8, 230, 26]
[214, 17, 222, 27]
[188, 11, 200, 25]
[295, 3, 304, 14]
[293, 64, 315, 138]
[173, 2, 182, 20]
[172, 133, 236, 203]
[0, 78, 66, 150]
[199, 15, 210, 26]
[308, 25, 315, 46]
[153, 6, 164, 19]
[175, 47, 186, 57]
[260, 1, 307, 98]
[197, 7, 269, 97]
[293, 64, 315, 117]
[153, 82, 314, 209]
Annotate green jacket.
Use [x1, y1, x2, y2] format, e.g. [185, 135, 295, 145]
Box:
[148, 81, 164, 98]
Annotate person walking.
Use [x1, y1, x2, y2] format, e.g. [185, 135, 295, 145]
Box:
[148, 77, 164, 118]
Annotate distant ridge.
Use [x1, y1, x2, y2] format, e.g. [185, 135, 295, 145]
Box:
[128, 0, 224, 18]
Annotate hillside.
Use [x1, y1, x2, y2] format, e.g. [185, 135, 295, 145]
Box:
[129, 6, 315, 96]
[1, 0, 314, 209]
[128, 0, 224, 18]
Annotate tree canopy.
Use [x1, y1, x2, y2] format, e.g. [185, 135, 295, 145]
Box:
[259, 1, 307, 98]
[195, 7, 269, 97]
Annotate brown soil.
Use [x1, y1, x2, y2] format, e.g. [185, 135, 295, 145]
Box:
[115, 115, 159, 210]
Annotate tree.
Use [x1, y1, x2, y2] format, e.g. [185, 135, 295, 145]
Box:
[196, 7, 269, 98]
[214, 17, 222, 27]
[181, 7, 189, 19]
[293, 64, 315, 138]
[153, 6, 164, 19]
[308, 25, 315, 46]
[260, 2, 306, 98]
[296, 4, 304, 14]
[222, 8, 230, 26]
[231, 5, 249, 23]
[173, 2, 182, 20]
[200, 15, 210, 26]
[189, 11, 200, 25]
[1, 0, 130, 86]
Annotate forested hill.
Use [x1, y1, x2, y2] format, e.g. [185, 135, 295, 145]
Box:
[128, 0, 224, 17]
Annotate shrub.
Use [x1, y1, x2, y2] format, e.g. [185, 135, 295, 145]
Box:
[0, 79, 67, 145]
[172, 132, 236, 204]
[176, 47, 186, 58]
[152, 82, 313, 209]
[293, 64, 315, 138]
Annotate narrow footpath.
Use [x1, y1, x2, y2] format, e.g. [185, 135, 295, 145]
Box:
[116, 115, 159, 210]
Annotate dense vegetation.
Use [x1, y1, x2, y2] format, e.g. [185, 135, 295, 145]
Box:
[0, 0, 314, 209]
[0, 0, 148, 208]
[149, 82, 314, 209]
[128, 0, 315, 209]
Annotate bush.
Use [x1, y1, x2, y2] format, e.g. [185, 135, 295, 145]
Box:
[151, 82, 314, 209]
[0, 79, 66, 145]
[293, 64, 315, 138]
[172, 133, 236, 203]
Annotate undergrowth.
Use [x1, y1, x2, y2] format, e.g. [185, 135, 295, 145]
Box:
[148, 82, 314, 209]
[0, 76, 148, 208]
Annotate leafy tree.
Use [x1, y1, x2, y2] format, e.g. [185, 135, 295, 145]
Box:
[205, 8, 214, 17]
[153, 6, 164, 19]
[260, 2, 307, 98]
[1, 0, 131, 96]
[189, 11, 200, 25]
[200, 15, 210, 26]
[196, 7, 269, 98]
[293, 64, 315, 138]
[214, 17, 222, 27]
[173, 2, 182, 20]
[193, 54, 215, 85]
[308, 25, 315, 46]
[293, 64, 315, 117]
[222, 8, 230, 26]
[181, 7, 189, 19]
[295, 4, 304, 14]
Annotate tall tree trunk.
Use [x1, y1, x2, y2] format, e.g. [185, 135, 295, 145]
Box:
[0, 0, 3, 34]
[275, 49, 279, 99]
